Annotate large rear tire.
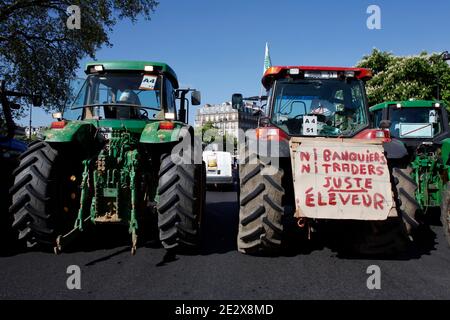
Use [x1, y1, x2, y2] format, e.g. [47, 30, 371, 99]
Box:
[157, 153, 204, 251]
[355, 165, 421, 255]
[440, 182, 450, 247]
[237, 152, 285, 255]
[9, 141, 80, 249]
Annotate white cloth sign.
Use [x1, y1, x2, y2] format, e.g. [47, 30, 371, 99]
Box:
[291, 140, 393, 220]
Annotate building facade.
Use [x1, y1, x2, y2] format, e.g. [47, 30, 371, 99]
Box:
[194, 101, 259, 138]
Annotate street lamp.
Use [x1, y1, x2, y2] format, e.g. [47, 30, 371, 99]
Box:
[437, 51, 450, 100]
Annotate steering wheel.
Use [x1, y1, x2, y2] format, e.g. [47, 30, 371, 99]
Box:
[140, 109, 148, 119]
[293, 114, 304, 120]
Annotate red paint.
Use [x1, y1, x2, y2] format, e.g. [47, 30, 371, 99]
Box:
[305, 193, 315, 207]
[300, 152, 310, 161]
[362, 194, 372, 207]
[374, 193, 385, 210]
[376, 166, 384, 176]
[333, 163, 341, 173]
[329, 193, 337, 205]
[323, 177, 331, 188]
[262, 66, 372, 89]
[342, 163, 350, 172]
[365, 178, 373, 189]
[318, 192, 327, 206]
[339, 194, 351, 205]
[360, 164, 367, 175]
[301, 164, 311, 173]
[351, 194, 361, 205]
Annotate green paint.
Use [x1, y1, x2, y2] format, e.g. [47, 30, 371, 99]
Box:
[370, 100, 444, 112]
[140, 121, 186, 143]
[85, 60, 179, 88]
[103, 188, 118, 197]
[411, 153, 445, 208]
[43, 121, 96, 142]
[75, 160, 91, 231]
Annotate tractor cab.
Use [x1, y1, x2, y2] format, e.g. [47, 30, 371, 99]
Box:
[233, 66, 374, 138]
[72, 62, 175, 122]
[59, 61, 200, 126]
[370, 100, 450, 150]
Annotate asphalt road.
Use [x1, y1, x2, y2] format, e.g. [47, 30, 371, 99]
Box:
[0, 191, 449, 300]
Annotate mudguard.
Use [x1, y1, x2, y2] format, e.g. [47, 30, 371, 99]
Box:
[43, 121, 96, 143]
[140, 121, 188, 143]
[383, 139, 409, 160]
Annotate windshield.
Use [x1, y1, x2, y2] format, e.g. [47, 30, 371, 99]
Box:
[388, 107, 442, 138]
[64, 73, 163, 120]
[270, 79, 368, 136]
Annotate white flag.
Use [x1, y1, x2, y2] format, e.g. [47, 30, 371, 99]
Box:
[264, 42, 272, 73]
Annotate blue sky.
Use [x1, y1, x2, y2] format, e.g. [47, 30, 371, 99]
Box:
[22, 0, 450, 127]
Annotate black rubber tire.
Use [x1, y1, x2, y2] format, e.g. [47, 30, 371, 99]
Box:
[0, 153, 20, 253]
[393, 166, 421, 234]
[237, 152, 284, 255]
[355, 165, 421, 255]
[9, 141, 79, 249]
[156, 153, 203, 250]
[10, 141, 58, 248]
[440, 182, 450, 247]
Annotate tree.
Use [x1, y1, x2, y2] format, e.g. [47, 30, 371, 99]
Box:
[199, 121, 218, 145]
[197, 121, 237, 153]
[356, 49, 450, 108]
[0, 0, 159, 117]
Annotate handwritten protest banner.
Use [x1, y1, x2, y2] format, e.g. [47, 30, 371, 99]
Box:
[291, 140, 393, 220]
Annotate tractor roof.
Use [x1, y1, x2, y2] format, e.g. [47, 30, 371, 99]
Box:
[85, 60, 179, 88]
[370, 100, 445, 112]
[261, 66, 372, 89]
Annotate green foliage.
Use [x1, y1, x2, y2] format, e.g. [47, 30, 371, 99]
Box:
[356, 49, 450, 109]
[199, 121, 218, 145]
[0, 0, 159, 118]
[197, 121, 237, 152]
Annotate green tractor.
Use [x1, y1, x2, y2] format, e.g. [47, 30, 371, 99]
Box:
[232, 66, 422, 255]
[9, 61, 206, 254]
[370, 100, 450, 246]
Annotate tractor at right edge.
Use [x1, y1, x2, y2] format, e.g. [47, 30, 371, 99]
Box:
[370, 100, 450, 246]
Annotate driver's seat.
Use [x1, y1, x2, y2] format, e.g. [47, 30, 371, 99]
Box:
[117, 90, 141, 119]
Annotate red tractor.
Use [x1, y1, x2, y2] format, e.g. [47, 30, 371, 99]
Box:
[232, 66, 420, 255]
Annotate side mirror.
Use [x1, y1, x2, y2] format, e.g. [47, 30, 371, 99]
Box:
[32, 95, 43, 107]
[232, 93, 243, 110]
[191, 90, 201, 106]
[379, 120, 391, 129]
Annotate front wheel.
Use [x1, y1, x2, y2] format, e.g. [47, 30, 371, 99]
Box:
[237, 152, 285, 255]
